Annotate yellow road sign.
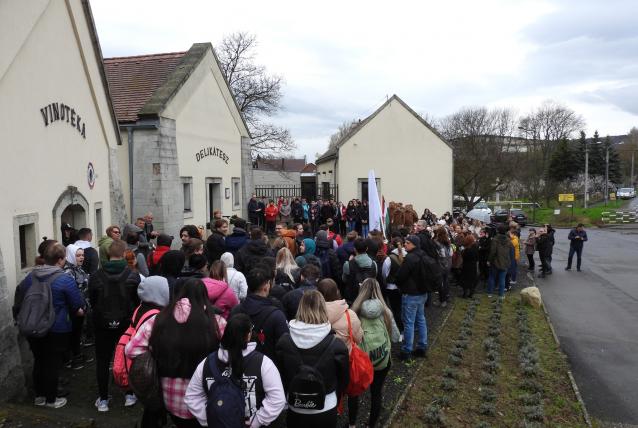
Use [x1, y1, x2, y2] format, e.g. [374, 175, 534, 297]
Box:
[558, 193, 574, 202]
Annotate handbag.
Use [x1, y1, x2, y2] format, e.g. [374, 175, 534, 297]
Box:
[344, 310, 374, 396]
[128, 350, 163, 410]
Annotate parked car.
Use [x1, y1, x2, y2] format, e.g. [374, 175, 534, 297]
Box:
[491, 209, 509, 224]
[509, 209, 528, 227]
[617, 188, 636, 199]
[473, 201, 492, 215]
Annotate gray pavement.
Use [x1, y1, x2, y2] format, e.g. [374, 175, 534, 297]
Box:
[532, 226, 638, 425]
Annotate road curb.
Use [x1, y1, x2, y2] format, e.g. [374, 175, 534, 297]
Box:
[529, 274, 593, 428]
[383, 300, 456, 428]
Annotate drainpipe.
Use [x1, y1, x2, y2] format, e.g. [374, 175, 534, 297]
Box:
[127, 127, 134, 219]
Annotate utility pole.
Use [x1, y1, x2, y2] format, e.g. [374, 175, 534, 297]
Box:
[631, 151, 635, 188]
[584, 146, 589, 208]
[605, 145, 610, 206]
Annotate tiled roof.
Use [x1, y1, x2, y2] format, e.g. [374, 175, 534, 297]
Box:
[301, 163, 317, 173]
[254, 158, 307, 172]
[104, 51, 186, 123]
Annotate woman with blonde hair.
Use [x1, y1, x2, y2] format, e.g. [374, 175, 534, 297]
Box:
[276, 290, 349, 427]
[350, 278, 398, 428]
[271, 247, 300, 302]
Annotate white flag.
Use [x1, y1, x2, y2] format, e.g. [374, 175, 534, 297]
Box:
[368, 170, 383, 233]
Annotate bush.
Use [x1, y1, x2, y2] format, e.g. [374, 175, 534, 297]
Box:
[480, 372, 497, 386]
[476, 422, 492, 428]
[486, 349, 500, 362]
[520, 379, 544, 393]
[524, 404, 545, 422]
[435, 395, 451, 407]
[454, 339, 469, 349]
[520, 392, 542, 406]
[448, 354, 463, 366]
[482, 360, 500, 374]
[479, 387, 497, 402]
[479, 402, 496, 416]
[442, 367, 460, 379]
[441, 378, 458, 391]
[450, 347, 464, 358]
[483, 338, 500, 352]
[424, 404, 447, 426]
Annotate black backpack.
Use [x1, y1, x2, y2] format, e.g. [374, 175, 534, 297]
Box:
[317, 249, 333, 279]
[287, 336, 336, 410]
[419, 253, 443, 293]
[345, 260, 376, 302]
[94, 268, 133, 329]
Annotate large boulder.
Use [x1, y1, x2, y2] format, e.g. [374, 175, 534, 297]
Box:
[521, 286, 542, 309]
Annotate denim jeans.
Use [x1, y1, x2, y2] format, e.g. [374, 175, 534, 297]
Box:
[401, 293, 428, 353]
[567, 246, 583, 270]
[509, 259, 518, 282]
[487, 267, 507, 297]
[347, 221, 355, 233]
[362, 224, 369, 238]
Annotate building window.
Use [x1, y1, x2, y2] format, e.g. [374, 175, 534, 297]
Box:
[358, 178, 381, 200]
[14, 213, 39, 275]
[232, 178, 241, 209]
[181, 177, 193, 217]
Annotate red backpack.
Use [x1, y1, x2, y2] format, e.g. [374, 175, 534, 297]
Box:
[113, 306, 160, 389]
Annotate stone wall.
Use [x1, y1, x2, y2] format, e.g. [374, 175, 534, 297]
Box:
[132, 118, 183, 243]
[252, 170, 301, 187]
[108, 147, 128, 226]
[0, 247, 26, 401]
[240, 136, 254, 219]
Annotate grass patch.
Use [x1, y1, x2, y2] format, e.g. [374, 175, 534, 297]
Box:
[391, 294, 584, 427]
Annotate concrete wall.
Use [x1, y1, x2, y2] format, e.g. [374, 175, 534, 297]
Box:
[0, 0, 121, 400]
[316, 159, 337, 187]
[252, 170, 301, 187]
[336, 98, 453, 214]
[241, 136, 254, 219]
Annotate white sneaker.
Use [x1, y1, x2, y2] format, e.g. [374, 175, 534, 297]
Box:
[34, 396, 46, 406]
[124, 393, 137, 407]
[95, 398, 109, 412]
[510, 280, 517, 285]
[45, 398, 67, 409]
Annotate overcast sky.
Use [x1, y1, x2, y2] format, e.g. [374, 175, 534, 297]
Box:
[92, 0, 638, 161]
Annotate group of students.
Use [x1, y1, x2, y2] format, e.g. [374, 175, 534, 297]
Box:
[247, 195, 371, 238]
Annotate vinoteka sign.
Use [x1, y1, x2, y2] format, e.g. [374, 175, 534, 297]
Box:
[195, 146, 229, 164]
[40, 102, 86, 138]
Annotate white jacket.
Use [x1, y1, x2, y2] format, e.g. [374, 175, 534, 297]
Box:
[226, 267, 248, 302]
[185, 342, 285, 427]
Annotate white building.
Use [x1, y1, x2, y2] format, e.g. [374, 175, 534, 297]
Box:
[0, 0, 125, 399]
[315, 95, 453, 215]
[104, 43, 252, 235]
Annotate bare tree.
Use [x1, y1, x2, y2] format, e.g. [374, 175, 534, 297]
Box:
[440, 106, 520, 209]
[518, 100, 585, 203]
[216, 32, 295, 157]
[327, 120, 360, 151]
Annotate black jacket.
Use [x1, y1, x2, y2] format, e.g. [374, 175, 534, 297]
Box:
[234, 239, 273, 273]
[417, 231, 440, 260]
[88, 262, 140, 329]
[281, 281, 317, 321]
[536, 234, 552, 257]
[82, 247, 100, 275]
[230, 294, 288, 360]
[276, 333, 349, 400]
[320, 205, 335, 222]
[205, 231, 226, 264]
[270, 268, 300, 303]
[395, 248, 427, 295]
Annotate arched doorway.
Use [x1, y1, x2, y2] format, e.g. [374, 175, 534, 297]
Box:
[52, 186, 90, 242]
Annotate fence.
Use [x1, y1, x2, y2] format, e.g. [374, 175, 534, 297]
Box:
[601, 210, 638, 224]
[254, 185, 338, 202]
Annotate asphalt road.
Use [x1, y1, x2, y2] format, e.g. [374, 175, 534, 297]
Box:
[532, 226, 638, 425]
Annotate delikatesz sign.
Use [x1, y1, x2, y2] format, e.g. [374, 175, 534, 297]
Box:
[40, 102, 86, 138]
[195, 146, 229, 164]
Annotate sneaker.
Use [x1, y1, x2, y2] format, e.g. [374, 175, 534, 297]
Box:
[441, 301, 447, 308]
[45, 398, 67, 409]
[413, 348, 427, 358]
[510, 280, 517, 285]
[34, 396, 46, 406]
[565, 267, 571, 271]
[124, 393, 137, 407]
[95, 398, 109, 412]
[487, 294, 492, 298]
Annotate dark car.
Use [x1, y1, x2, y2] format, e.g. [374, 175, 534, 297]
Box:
[491, 210, 509, 224]
[509, 209, 528, 227]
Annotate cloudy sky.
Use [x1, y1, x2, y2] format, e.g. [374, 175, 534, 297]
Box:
[92, 0, 638, 161]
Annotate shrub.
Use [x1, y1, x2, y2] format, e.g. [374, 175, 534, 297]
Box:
[520, 379, 544, 393]
[476, 422, 492, 428]
[480, 372, 497, 386]
[450, 347, 464, 358]
[435, 395, 451, 407]
[524, 404, 545, 422]
[448, 354, 463, 366]
[424, 404, 446, 426]
[482, 360, 500, 373]
[483, 338, 499, 351]
[479, 387, 497, 402]
[441, 378, 458, 391]
[488, 328, 500, 338]
[442, 367, 459, 379]
[486, 349, 500, 362]
[479, 402, 496, 416]
[520, 392, 542, 406]
[454, 339, 469, 349]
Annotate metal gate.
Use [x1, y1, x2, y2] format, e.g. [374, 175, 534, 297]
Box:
[254, 185, 338, 201]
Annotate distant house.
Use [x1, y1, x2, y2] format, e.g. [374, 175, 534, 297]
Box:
[253, 157, 318, 200]
[315, 95, 453, 214]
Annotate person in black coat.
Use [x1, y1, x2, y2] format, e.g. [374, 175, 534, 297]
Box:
[234, 228, 273, 273]
[205, 219, 228, 265]
[276, 290, 349, 427]
[536, 228, 552, 278]
[314, 230, 342, 284]
[281, 264, 320, 320]
[460, 235, 479, 298]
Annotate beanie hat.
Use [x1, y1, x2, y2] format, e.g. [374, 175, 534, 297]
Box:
[406, 235, 420, 247]
[137, 275, 170, 307]
[302, 238, 316, 255]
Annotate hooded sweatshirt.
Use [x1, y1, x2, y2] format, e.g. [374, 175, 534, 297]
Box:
[64, 244, 89, 288]
[325, 299, 363, 353]
[202, 277, 239, 319]
[220, 252, 247, 301]
[185, 342, 286, 428]
[98, 235, 114, 265]
[234, 239, 272, 273]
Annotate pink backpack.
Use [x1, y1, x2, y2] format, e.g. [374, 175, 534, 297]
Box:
[113, 306, 160, 389]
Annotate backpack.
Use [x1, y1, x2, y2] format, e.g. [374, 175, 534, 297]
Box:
[128, 350, 162, 410]
[345, 260, 376, 302]
[113, 306, 160, 389]
[360, 315, 391, 370]
[317, 249, 333, 279]
[94, 268, 133, 330]
[16, 271, 64, 338]
[419, 253, 443, 293]
[202, 352, 263, 428]
[344, 311, 374, 396]
[287, 336, 336, 410]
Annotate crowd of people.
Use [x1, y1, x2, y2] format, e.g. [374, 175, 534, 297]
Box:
[12, 200, 562, 428]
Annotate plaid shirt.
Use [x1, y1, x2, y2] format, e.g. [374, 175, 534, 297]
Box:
[126, 313, 227, 419]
